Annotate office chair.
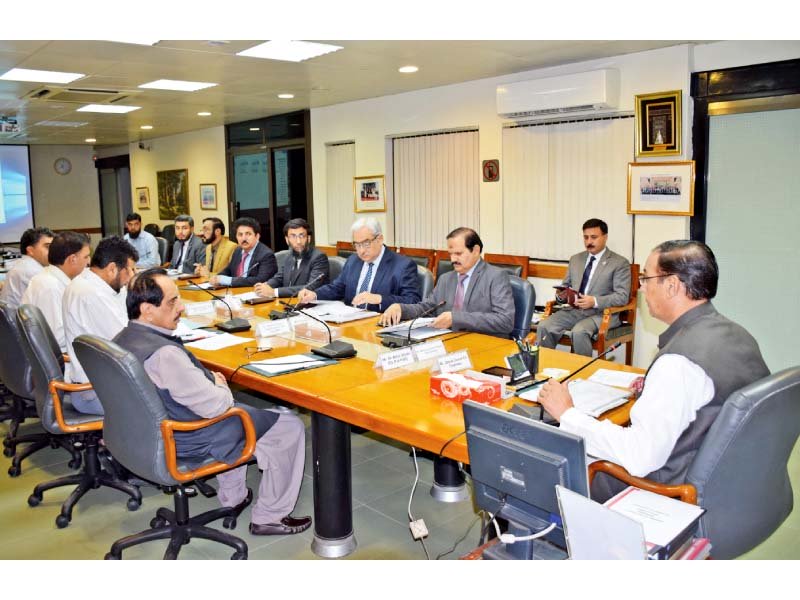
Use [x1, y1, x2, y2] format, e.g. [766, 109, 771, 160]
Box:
[161, 224, 175, 263]
[328, 255, 346, 282]
[274, 249, 290, 270]
[143, 223, 160, 237]
[589, 366, 800, 559]
[434, 250, 454, 281]
[398, 247, 436, 271]
[16, 304, 142, 528]
[417, 265, 434, 300]
[335, 241, 356, 259]
[0, 301, 79, 477]
[484, 253, 529, 278]
[73, 334, 256, 560]
[155, 237, 168, 265]
[508, 275, 536, 340]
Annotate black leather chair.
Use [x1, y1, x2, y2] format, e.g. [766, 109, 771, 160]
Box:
[0, 301, 78, 476]
[434, 250, 454, 281]
[590, 366, 800, 559]
[417, 265, 434, 300]
[508, 275, 536, 340]
[335, 241, 356, 260]
[161, 224, 175, 263]
[155, 237, 168, 265]
[144, 223, 160, 237]
[274, 249, 290, 270]
[73, 334, 256, 560]
[328, 255, 346, 282]
[16, 304, 141, 528]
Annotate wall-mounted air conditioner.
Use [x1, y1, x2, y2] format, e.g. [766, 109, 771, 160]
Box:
[496, 69, 620, 119]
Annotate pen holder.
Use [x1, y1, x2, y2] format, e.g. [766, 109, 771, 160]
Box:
[523, 348, 539, 377]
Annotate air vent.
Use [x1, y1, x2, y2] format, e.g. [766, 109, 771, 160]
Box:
[23, 86, 138, 104]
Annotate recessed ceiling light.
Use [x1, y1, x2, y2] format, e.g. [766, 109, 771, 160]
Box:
[77, 104, 141, 114]
[398, 65, 419, 74]
[249, 127, 260, 131]
[277, 93, 294, 99]
[139, 79, 217, 92]
[237, 40, 343, 62]
[1, 67, 85, 84]
[85, 138, 96, 143]
[140, 125, 153, 130]
[197, 111, 212, 116]
[105, 38, 160, 46]
[35, 120, 88, 128]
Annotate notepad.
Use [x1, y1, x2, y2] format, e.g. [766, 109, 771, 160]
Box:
[588, 368, 641, 388]
[246, 353, 335, 376]
[185, 333, 253, 351]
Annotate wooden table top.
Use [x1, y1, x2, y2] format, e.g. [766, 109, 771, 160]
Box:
[179, 282, 644, 464]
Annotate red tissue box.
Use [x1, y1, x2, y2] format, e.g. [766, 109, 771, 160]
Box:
[430, 371, 504, 404]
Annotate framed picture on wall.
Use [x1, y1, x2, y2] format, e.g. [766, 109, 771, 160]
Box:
[353, 175, 386, 213]
[157, 169, 189, 220]
[627, 161, 695, 216]
[635, 90, 682, 157]
[199, 183, 217, 210]
[136, 187, 150, 210]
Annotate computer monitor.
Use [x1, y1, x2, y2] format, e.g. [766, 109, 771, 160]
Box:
[463, 400, 588, 560]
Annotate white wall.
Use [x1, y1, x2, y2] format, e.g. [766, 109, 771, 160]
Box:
[129, 126, 229, 230]
[693, 41, 800, 72]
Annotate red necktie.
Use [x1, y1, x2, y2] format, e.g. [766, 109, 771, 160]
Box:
[236, 251, 249, 277]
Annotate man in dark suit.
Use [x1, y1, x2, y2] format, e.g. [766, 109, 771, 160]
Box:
[297, 217, 420, 312]
[537, 218, 631, 356]
[169, 214, 206, 274]
[254, 218, 329, 299]
[379, 227, 514, 338]
[210, 217, 278, 288]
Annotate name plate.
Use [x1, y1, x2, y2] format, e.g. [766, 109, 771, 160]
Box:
[256, 319, 293, 338]
[436, 349, 472, 373]
[412, 340, 447, 362]
[376, 346, 416, 371]
[184, 301, 214, 316]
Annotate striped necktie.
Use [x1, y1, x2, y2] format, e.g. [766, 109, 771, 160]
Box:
[357, 262, 375, 295]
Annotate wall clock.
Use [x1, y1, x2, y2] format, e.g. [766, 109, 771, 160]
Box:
[54, 157, 72, 175]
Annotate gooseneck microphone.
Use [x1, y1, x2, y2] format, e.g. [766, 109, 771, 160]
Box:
[380, 300, 446, 348]
[280, 300, 357, 360]
[516, 341, 623, 394]
[182, 262, 261, 333]
[269, 273, 326, 320]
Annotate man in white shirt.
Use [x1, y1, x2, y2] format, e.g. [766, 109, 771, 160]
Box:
[0, 227, 54, 309]
[63, 236, 139, 414]
[21, 231, 90, 352]
[538, 240, 769, 501]
[123, 212, 160, 269]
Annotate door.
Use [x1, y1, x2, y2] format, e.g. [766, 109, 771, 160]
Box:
[98, 165, 131, 237]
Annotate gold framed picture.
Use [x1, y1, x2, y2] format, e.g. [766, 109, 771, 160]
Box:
[635, 90, 682, 157]
[135, 186, 150, 210]
[199, 183, 217, 210]
[353, 175, 386, 213]
[627, 161, 695, 216]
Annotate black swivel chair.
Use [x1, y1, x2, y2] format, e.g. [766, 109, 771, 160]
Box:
[508, 275, 536, 340]
[161, 224, 176, 263]
[155, 237, 168, 265]
[16, 304, 142, 528]
[274, 249, 290, 270]
[1, 301, 80, 476]
[143, 223, 161, 237]
[73, 334, 257, 560]
[417, 265, 434, 300]
[328, 255, 346, 282]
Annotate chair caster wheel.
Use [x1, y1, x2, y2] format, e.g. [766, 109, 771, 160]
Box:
[3, 446, 14, 457]
[27, 494, 42, 507]
[56, 514, 70, 528]
[104, 552, 121, 560]
[231, 551, 247, 560]
[68, 458, 81, 470]
[222, 516, 237, 529]
[127, 498, 141, 511]
[150, 517, 167, 528]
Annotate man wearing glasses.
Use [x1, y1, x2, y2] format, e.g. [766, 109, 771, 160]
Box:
[537, 218, 631, 356]
[297, 217, 420, 311]
[254, 218, 329, 299]
[538, 240, 769, 501]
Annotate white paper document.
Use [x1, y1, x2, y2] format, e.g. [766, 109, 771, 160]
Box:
[248, 354, 326, 375]
[518, 378, 630, 417]
[185, 333, 253, 351]
[377, 317, 436, 334]
[305, 300, 378, 323]
[173, 321, 216, 342]
[588, 368, 641, 388]
[235, 291, 260, 301]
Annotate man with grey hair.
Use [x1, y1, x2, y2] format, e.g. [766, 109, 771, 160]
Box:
[297, 217, 420, 311]
[170, 214, 205, 274]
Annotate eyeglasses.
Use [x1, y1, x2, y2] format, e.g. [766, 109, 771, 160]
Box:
[287, 233, 307, 240]
[352, 235, 379, 250]
[638, 273, 674, 285]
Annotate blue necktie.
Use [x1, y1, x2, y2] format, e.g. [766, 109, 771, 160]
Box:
[578, 255, 596, 295]
[358, 262, 374, 295]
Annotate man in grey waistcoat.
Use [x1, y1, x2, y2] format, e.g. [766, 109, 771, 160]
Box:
[538, 240, 769, 501]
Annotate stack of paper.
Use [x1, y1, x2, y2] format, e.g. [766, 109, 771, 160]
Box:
[518, 378, 630, 417]
[247, 354, 329, 375]
[588, 368, 641, 388]
[185, 333, 253, 351]
[305, 301, 378, 323]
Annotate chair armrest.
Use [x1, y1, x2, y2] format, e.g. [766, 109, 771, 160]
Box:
[588, 460, 698, 504]
[63, 354, 71, 363]
[49, 381, 103, 433]
[544, 300, 556, 317]
[160, 406, 257, 483]
[598, 300, 637, 334]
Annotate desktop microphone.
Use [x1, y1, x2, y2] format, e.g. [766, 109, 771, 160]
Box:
[380, 300, 446, 348]
[269, 273, 325, 320]
[280, 300, 357, 360]
[182, 261, 262, 333]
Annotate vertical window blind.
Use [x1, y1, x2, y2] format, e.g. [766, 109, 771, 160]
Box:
[392, 129, 479, 249]
[502, 117, 634, 260]
[325, 141, 355, 244]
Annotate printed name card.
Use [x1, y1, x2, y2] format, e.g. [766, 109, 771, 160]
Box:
[412, 340, 447, 362]
[375, 346, 416, 371]
[256, 319, 293, 338]
[435, 349, 472, 373]
[184, 301, 214, 316]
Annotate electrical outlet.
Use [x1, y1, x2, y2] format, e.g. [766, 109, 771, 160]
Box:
[409, 518, 428, 540]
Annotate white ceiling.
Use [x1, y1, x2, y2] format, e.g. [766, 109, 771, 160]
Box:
[0, 40, 700, 146]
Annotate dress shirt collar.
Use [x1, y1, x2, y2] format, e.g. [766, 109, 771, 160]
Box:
[587, 247, 607, 262]
[43, 264, 72, 287]
[83, 268, 121, 297]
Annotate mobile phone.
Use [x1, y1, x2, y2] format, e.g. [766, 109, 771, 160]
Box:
[481, 366, 513, 378]
[505, 353, 531, 379]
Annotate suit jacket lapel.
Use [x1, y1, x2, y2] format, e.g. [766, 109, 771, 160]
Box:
[586, 249, 612, 295]
[369, 247, 391, 292]
[462, 260, 486, 308]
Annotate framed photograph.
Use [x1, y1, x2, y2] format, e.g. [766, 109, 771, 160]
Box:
[627, 161, 695, 216]
[635, 90, 682, 157]
[199, 183, 217, 210]
[353, 175, 386, 213]
[135, 186, 150, 210]
[156, 169, 189, 220]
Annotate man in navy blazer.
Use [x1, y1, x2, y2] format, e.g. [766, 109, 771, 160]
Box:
[297, 217, 420, 312]
[210, 217, 278, 288]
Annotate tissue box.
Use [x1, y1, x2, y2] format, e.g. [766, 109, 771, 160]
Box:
[430, 371, 503, 404]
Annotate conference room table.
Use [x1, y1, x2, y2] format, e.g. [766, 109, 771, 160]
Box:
[178, 281, 644, 557]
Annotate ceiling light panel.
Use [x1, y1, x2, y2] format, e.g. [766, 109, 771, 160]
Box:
[35, 120, 89, 128]
[76, 104, 141, 114]
[236, 40, 343, 62]
[104, 39, 161, 46]
[139, 79, 218, 92]
[1, 67, 85, 84]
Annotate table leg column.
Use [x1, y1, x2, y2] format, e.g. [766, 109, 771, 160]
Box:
[430, 456, 470, 503]
[310, 411, 357, 558]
